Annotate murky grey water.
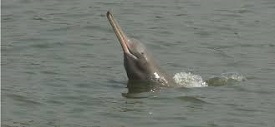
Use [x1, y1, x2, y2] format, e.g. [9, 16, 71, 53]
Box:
[2, 0, 275, 126]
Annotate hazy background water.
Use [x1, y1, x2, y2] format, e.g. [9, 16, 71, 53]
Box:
[2, 0, 275, 126]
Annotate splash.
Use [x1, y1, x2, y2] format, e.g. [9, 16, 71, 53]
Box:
[206, 72, 246, 86]
[219, 72, 246, 81]
[173, 72, 208, 88]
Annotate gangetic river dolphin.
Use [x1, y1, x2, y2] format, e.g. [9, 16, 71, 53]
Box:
[107, 11, 176, 93]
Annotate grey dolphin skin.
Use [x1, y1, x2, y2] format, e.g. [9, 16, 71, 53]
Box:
[107, 11, 175, 93]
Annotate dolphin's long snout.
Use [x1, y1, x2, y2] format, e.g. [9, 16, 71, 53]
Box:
[107, 11, 130, 54]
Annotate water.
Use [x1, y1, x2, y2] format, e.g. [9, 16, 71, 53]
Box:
[2, 0, 275, 126]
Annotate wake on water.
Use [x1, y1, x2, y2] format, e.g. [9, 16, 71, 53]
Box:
[123, 72, 246, 98]
[173, 72, 246, 88]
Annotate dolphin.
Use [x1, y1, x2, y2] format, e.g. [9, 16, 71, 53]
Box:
[107, 11, 175, 93]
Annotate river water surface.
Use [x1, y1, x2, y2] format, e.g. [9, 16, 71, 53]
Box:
[2, 0, 275, 127]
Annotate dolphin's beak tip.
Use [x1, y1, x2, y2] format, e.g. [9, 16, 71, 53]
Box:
[106, 11, 110, 17]
[107, 10, 112, 17]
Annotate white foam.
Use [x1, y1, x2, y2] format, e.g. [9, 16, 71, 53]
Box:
[173, 72, 208, 88]
[220, 72, 246, 81]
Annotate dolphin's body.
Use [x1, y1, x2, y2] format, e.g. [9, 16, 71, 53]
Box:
[107, 11, 175, 93]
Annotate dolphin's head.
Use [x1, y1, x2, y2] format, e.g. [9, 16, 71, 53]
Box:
[122, 38, 157, 80]
[107, 11, 157, 81]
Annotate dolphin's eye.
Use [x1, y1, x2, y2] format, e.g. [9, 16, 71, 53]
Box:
[140, 51, 145, 56]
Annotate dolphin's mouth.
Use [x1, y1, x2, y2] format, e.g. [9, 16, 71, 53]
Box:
[107, 11, 137, 60]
